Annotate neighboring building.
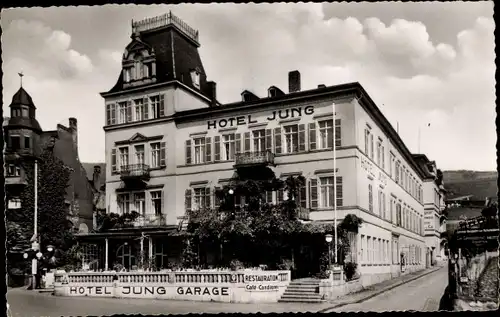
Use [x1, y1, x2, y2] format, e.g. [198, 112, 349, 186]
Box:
[82, 163, 107, 230]
[4, 86, 94, 233]
[413, 155, 447, 265]
[79, 12, 441, 286]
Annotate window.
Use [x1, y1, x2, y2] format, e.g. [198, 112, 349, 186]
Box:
[154, 241, 168, 270]
[368, 184, 373, 213]
[134, 99, 145, 121]
[318, 119, 333, 149]
[118, 194, 131, 214]
[23, 136, 30, 149]
[6, 164, 21, 177]
[393, 239, 399, 264]
[151, 191, 162, 216]
[194, 138, 206, 164]
[381, 145, 385, 170]
[150, 143, 161, 168]
[396, 203, 402, 226]
[144, 63, 152, 78]
[222, 134, 235, 161]
[319, 176, 334, 208]
[118, 102, 128, 124]
[135, 145, 145, 165]
[119, 147, 129, 170]
[191, 70, 200, 88]
[21, 107, 29, 117]
[284, 125, 299, 153]
[364, 127, 370, 155]
[133, 193, 146, 216]
[376, 140, 381, 165]
[124, 68, 132, 82]
[395, 161, 400, 183]
[361, 235, 366, 263]
[192, 188, 210, 211]
[253, 129, 266, 152]
[10, 136, 20, 150]
[8, 197, 22, 209]
[150, 96, 161, 119]
[390, 153, 395, 177]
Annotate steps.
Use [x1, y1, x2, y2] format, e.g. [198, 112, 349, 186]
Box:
[38, 287, 54, 294]
[278, 279, 324, 303]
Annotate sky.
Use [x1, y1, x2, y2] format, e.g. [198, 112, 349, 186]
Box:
[1, 2, 496, 171]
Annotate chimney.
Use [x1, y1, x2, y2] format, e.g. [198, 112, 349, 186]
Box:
[318, 84, 326, 89]
[207, 81, 217, 106]
[93, 165, 101, 191]
[69, 117, 79, 161]
[288, 70, 301, 93]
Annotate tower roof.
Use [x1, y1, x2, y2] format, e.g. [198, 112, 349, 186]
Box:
[102, 12, 211, 99]
[10, 87, 36, 109]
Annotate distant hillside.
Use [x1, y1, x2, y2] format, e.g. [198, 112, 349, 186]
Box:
[443, 170, 497, 200]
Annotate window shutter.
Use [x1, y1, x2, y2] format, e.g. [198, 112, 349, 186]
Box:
[265, 129, 272, 152]
[143, 97, 149, 120]
[298, 124, 306, 152]
[274, 127, 282, 154]
[235, 134, 241, 154]
[111, 149, 117, 174]
[159, 94, 165, 117]
[106, 104, 111, 126]
[214, 136, 221, 162]
[214, 187, 221, 210]
[204, 187, 211, 210]
[309, 179, 318, 208]
[335, 119, 341, 148]
[111, 103, 117, 125]
[244, 132, 251, 153]
[205, 137, 212, 162]
[185, 140, 192, 165]
[336, 176, 343, 207]
[160, 142, 166, 167]
[308, 122, 316, 150]
[185, 189, 192, 213]
[300, 184, 307, 208]
[266, 191, 273, 204]
[126, 100, 133, 122]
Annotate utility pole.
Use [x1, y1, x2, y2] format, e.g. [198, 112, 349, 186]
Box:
[333, 102, 338, 264]
[32, 158, 39, 289]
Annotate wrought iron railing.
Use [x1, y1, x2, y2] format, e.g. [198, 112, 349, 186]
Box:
[133, 214, 167, 227]
[235, 150, 275, 167]
[132, 12, 199, 43]
[120, 164, 150, 179]
[296, 207, 310, 221]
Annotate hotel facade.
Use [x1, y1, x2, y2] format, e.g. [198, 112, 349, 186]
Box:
[83, 12, 444, 286]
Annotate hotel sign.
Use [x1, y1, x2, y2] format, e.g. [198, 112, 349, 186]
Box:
[207, 106, 315, 130]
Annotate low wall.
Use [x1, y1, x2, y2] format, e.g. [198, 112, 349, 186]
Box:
[53, 270, 291, 303]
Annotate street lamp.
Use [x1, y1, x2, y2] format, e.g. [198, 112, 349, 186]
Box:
[46, 245, 54, 253]
[325, 234, 333, 269]
[228, 189, 234, 195]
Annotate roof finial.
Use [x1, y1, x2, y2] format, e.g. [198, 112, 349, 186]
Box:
[18, 71, 24, 88]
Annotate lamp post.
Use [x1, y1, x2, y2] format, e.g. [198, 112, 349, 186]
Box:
[325, 234, 333, 270]
[332, 103, 338, 264]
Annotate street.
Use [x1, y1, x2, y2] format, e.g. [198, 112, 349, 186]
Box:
[7, 267, 448, 316]
[6, 287, 330, 316]
[326, 266, 448, 312]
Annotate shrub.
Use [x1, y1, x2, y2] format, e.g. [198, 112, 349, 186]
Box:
[343, 262, 357, 281]
[277, 258, 294, 270]
[229, 259, 244, 271]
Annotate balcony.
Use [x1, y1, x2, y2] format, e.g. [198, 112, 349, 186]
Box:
[234, 150, 275, 168]
[296, 207, 310, 221]
[120, 164, 150, 182]
[133, 214, 167, 227]
[5, 176, 27, 188]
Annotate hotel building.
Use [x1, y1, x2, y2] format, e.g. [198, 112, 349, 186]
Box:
[83, 12, 443, 286]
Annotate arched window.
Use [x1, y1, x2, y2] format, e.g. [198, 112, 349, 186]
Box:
[117, 243, 136, 270]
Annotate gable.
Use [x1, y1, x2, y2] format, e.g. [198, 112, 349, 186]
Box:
[124, 39, 152, 60]
[129, 133, 147, 143]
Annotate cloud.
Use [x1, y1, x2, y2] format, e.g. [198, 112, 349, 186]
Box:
[1, 4, 494, 171]
[2, 19, 94, 80]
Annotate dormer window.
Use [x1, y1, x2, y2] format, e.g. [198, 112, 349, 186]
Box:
[242, 92, 251, 102]
[21, 106, 29, 117]
[269, 88, 277, 98]
[124, 68, 132, 83]
[191, 70, 200, 89]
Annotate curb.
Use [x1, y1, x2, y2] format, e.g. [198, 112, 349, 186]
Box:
[318, 266, 444, 312]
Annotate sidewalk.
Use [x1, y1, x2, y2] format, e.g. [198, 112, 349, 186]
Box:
[318, 265, 445, 312]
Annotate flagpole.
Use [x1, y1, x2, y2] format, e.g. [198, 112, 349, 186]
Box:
[333, 102, 338, 264]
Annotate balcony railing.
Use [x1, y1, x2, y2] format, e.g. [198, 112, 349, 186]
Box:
[234, 150, 275, 168]
[120, 164, 150, 181]
[133, 214, 167, 227]
[296, 207, 310, 221]
[5, 176, 27, 187]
